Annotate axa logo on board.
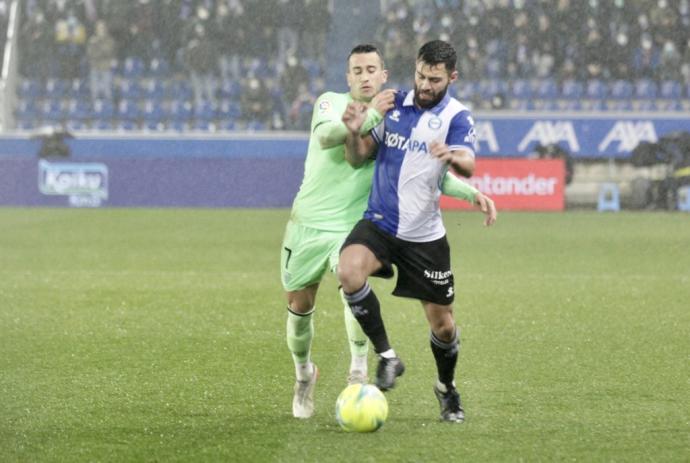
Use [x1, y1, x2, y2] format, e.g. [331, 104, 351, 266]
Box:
[473, 120, 658, 154]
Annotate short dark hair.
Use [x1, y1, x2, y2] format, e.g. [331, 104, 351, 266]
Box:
[348, 44, 384, 67]
[417, 40, 457, 72]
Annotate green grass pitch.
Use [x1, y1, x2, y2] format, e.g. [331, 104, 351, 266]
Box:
[1, 208, 689, 462]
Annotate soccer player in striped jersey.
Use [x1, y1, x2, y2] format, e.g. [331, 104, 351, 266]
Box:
[283, 44, 487, 419]
[338, 40, 497, 423]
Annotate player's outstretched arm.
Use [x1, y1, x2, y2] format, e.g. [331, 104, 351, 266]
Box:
[474, 191, 497, 227]
[441, 172, 478, 203]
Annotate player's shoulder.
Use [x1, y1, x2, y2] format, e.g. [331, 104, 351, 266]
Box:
[445, 96, 473, 118]
[314, 91, 348, 111]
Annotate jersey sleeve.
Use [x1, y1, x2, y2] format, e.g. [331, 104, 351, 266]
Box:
[446, 110, 477, 156]
[311, 92, 342, 132]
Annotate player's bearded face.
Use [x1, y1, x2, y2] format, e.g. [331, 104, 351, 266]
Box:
[414, 61, 456, 109]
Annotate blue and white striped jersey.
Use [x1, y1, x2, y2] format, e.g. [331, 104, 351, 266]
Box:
[365, 90, 476, 242]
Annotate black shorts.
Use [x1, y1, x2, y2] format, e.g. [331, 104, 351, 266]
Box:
[341, 219, 455, 305]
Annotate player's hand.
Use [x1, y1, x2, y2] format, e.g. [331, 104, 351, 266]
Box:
[369, 89, 396, 115]
[429, 141, 454, 164]
[474, 192, 497, 227]
[342, 102, 367, 133]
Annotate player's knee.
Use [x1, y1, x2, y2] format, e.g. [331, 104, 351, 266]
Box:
[337, 259, 365, 293]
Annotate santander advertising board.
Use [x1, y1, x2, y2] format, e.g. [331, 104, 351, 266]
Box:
[441, 159, 565, 211]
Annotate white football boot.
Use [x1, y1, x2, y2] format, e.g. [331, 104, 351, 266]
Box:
[292, 365, 319, 418]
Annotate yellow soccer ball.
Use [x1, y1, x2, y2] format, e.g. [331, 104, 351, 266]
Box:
[335, 384, 388, 432]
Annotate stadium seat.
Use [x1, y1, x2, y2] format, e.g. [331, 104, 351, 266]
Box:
[148, 57, 170, 77]
[18, 79, 42, 99]
[141, 79, 165, 100]
[121, 56, 145, 78]
[454, 81, 477, 101]
[92, 99, 115, 119]
[535, 79, 558, 99]
[14, 100, 38, 120]
[510, 79, 533, 99]
[41, 99, 63, 123]
[585, 79, 608, 99]
[677, 186, 690, 211]
[66, 99, 93, 121]
[117, 120, 139, 132]
[45, 78, 68, 99]
[219, 79, 241, 99]
[609, 80, 633, 100]
[597, 183, 620, 212]
[118, 99, 142, 121]
[561, 79, 583, 100]
[142, 99, 165, 124]
[218, 99, 242, 119]
[168, 100, 193, 122]
[634, 79, 657, 99]
[659, 81, 682, 99]
[194, 101, 216, 121]
[118, 79, 142, 100]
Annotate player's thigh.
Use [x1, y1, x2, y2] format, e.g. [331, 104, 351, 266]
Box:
[281, 221, 340, 291]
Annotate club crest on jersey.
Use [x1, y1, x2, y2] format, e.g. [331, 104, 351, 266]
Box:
[428, 116, 442, 130]
[389, 110, 400, 122]
[384, 131, 429, 153]
[318, 100, 331, 114]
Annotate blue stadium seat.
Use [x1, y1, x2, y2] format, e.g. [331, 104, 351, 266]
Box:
[65, 120, 87, 131]
[607, 99, 633, 111]
[168, 100, 193, 121]
[92, 119, 114, 131]
[561, 79, 583, 100]
[18, 79, 42, 99]
[118, 79, 142, 100]
[92, 99, 115, 119]
[16, 118, 36, 130]
[218, 119, 236, 131]
[41, 99, 63, 122]
[246, 120, 267, 131]
[148, 57, 170, 77]
[143, 120, 167, 132]
[218, 79, 241, 99]
[121, 56, 145, 78]
[585, 79, 608, 99]
[118, 99, 141, 121]
[609, 80, 633, 99]
[655, 99, 682, 111]
[218, 99, 242, 119]
[454, 81, 477, 101]
[117, 120, 139, 131]
[510, 79, 533, 99]
[142, 99, 165, 124]
[634, 79, 657, 99]
[69, 79, 90, 98]
[45, 78, 68, 99]
[165, 80, 193, 101]
[15, 100, 38, 120]
[67, 99, 92, 121]
[194, 101, 216, 121]
[141, 79, 165, 100]
[631, 99, 656, 111]
[659, 81, 682, 99]
[555, 99, 582, 111]
[535, 79, 558, 99]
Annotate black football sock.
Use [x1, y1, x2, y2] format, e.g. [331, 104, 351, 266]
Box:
[430, 329, 459, 388]
[344, 282, 391, 354]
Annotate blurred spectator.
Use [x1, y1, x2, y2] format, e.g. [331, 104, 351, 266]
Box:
[287, 82, 315, 130]
[281, 55, 310, 106]
[53, 8, 87, 79]
[183, 23, 217, 108]
[213, 0, 246, 81]
[241, 77, 272, 128]
[86, 20, 116, 101]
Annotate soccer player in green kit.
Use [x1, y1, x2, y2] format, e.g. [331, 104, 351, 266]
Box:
[282, 44, 490, 418]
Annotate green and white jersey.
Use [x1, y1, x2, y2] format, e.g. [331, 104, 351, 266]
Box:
[290, 92, 376, 232]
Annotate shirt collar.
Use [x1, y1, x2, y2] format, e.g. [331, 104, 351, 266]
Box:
[403, 90, 451, 115]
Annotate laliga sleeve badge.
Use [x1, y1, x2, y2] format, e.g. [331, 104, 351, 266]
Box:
[318, 99, 331, 114]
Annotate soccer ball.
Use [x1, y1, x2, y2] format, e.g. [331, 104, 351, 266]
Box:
[335, 384, 388, 432]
